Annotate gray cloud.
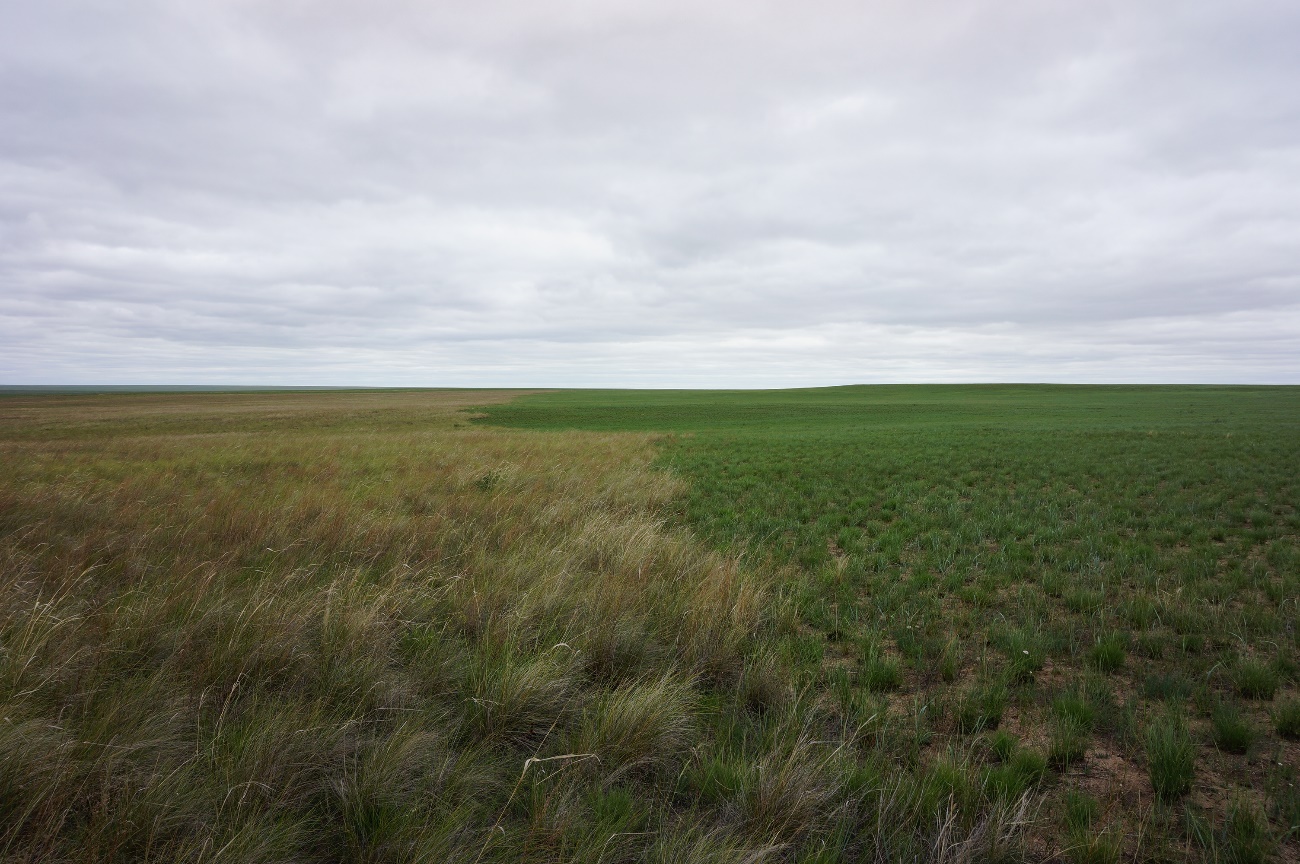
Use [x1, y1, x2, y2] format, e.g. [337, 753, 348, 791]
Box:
[2, 0, 1298, 385]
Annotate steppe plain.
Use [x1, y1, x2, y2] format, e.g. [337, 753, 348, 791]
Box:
[1, 386, 1297, 862]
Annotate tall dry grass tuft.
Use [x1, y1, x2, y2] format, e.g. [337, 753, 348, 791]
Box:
[734, 731, 853, 848]
[680, 559, 767, 683]
[571, 674, 697, 782]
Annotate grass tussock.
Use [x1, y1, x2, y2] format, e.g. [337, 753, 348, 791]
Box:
[571, 674, 698, 781]
[1274, 699, 1300, 739]
[1145, 711, 1197, 802]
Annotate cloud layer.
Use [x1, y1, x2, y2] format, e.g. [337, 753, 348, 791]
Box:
[3, 0, 1299, 385]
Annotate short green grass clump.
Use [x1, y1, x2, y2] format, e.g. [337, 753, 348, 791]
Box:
[1221, 799, 1277, 864]
[1049, 692, 1096, 769]
[1088, 634, 1126, 674]
[983, 748, 1048, 801]
[986, 729, 1018, 763]
[1063, 790, 1121, 864]
[1275, 698, 1300, 739]
[1186, 797, 1277, 864]
[859, 639, 903, 692]
[1144, 712, 1198, 802]
[955, 681, 1009, 734]
[1233, 658, 1280, 700]
[1211, 703, 1257, 754]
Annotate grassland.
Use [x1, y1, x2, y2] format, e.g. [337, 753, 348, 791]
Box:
[481, 385, 1300, 861]
[1, 391, 784, 862]
[1, 386, 1297, 862]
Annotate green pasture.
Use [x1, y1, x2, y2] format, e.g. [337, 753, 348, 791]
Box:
[481, 384, 1300, 856]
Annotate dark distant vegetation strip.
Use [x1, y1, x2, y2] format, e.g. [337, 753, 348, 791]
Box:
[0, 384, 362, 393]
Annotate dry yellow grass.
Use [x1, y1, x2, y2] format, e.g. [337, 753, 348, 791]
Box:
[0, 391, 787, 862]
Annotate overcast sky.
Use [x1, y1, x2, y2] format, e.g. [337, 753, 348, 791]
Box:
[2, 0, 1298, 386]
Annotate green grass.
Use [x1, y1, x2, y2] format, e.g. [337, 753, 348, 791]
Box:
[1049, 692, 1097, 769]
[983, 748, 1048, 801]
[955, 681, 1009, 734]
[1211, 703, 1257, 754]
[1145, 711, 1198, 802]
[1088, 634, 1126, 674]
[1186, 797, 1277, 864]
[1063, 791, 1120, 864]
[859, 639, 903, 692]
[987, 729, 1018, 763]
[1144, 672, 1195, 702]
[1049, 714, 1092, 770]
[1232, 658, 1279, 700]
[481, 384, 1300, 856]
[1275, 699, 1300, 739]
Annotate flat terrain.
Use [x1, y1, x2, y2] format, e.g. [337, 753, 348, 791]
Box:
[482, 385, 1300, 860]
[1, 386, 1297, 862]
